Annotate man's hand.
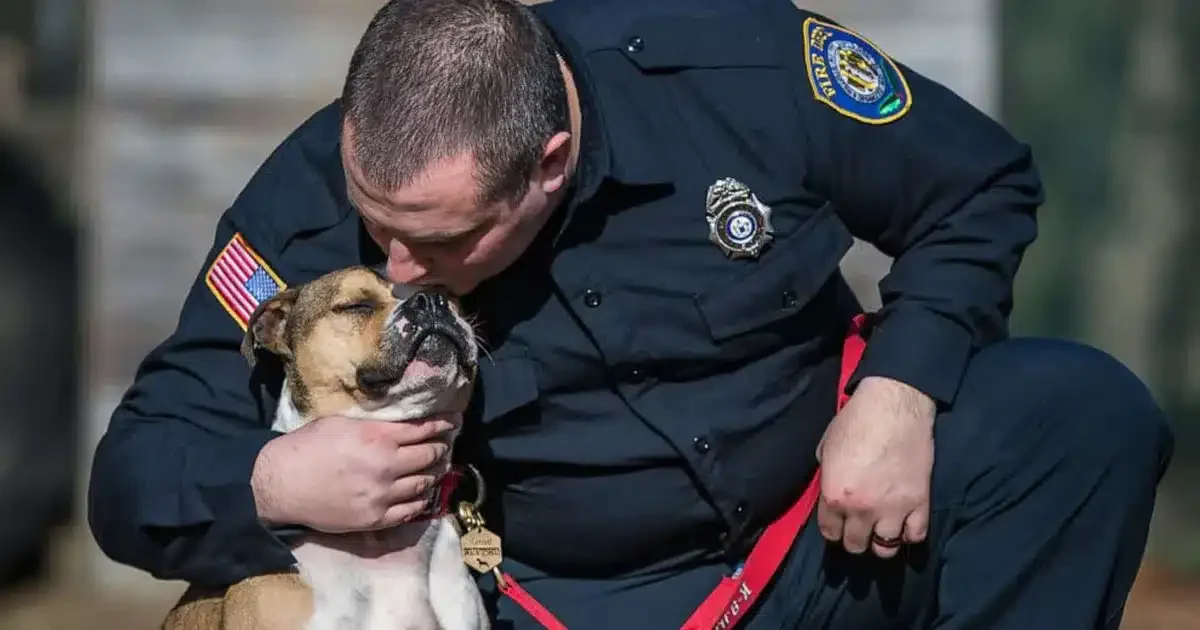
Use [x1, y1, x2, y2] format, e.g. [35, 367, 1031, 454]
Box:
[250, 414, 460, 533]
[816, 376, 935, 558]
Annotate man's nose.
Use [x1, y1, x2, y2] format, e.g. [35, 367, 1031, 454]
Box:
[386, 241, 432, 284]
[386, 257, 428, 284]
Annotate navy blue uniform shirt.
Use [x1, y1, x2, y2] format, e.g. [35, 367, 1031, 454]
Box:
[88, 0, 1042, 588]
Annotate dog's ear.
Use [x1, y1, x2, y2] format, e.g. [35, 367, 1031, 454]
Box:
[241, 288, 299, 368]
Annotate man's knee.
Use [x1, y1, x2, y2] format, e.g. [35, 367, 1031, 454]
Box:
[956, 337, 1173, 481]
[916, 340, 1172, 629]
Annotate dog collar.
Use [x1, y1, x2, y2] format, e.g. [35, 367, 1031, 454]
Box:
[412, 468, 465, 521]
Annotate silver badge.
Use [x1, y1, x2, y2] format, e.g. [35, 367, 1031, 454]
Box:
[705, 177, 774, 259]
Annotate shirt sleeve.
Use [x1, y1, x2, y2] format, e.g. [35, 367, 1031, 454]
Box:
[87, 174, 298, 588]
[775, 6, 1044, 405]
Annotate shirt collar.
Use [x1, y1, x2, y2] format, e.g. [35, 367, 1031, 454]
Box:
[542, 16, 671, 240]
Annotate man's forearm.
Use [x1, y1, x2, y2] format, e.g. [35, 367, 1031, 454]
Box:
[845, 175, 1042, 406]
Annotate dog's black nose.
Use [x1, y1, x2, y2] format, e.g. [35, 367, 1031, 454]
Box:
[400, 289, 450, 320]
[356, 365, 401, 395]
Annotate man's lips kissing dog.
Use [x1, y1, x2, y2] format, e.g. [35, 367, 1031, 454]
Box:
[165, 265, 488, 630]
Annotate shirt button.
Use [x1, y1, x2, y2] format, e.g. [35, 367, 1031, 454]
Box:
[626, 36, 644, 53]
[781, 290, 798, 308]
[628, 367, 646, 383]
[583, 289, 602, 308]
[734, 503, 746, 517]
[692, 436, 710, 454]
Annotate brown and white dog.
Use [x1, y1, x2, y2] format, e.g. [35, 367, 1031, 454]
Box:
[163, 265, 488, 630]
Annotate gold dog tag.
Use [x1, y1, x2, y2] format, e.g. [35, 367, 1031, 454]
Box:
[460, 526, 504, 574]
[457, 499, 504, 574]
[455, 468, 506, 575]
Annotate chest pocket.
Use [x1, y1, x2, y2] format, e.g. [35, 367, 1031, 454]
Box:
[694, 204, 853, 344]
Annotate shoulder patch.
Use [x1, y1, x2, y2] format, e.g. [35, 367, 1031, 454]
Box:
[205, 233, 286, 330]
[802, 17, 912, 125]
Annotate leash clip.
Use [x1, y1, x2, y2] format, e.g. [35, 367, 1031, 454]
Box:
[492, 567, 508, 589]
[455, 464, 505, 576]
[455, 463, 488, 529]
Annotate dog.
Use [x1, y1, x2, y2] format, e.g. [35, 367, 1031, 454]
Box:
[162, 265, 488, 630]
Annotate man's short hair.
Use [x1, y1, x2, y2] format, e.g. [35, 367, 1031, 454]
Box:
[341, 0, 569, 204]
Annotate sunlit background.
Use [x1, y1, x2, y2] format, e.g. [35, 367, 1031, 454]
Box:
[0, 0, 1196, 627]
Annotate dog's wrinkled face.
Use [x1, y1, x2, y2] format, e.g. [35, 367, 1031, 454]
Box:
[241, 266, 477, 422]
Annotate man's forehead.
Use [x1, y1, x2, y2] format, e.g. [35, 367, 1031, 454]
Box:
[342, 151, 489, 240]
[355, 196, 485, 242]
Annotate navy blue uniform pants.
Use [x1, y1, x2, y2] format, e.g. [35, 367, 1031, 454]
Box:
[478, 338, 1173, 629]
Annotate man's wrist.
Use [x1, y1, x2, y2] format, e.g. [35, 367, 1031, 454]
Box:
[855, 376, 937, 420]
[847, 308, 975, 406]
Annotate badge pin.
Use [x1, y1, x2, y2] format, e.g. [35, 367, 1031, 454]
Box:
[705, 177, 774, 259]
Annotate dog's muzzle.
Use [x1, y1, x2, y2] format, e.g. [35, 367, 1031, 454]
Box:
[395, 289, 472, 373]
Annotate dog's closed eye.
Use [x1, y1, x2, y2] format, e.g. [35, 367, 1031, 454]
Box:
[331, 301, 377, 316]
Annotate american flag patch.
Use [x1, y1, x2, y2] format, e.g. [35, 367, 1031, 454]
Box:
[205, 233, 286, 330]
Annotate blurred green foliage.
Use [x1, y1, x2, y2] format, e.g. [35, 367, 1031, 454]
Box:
[1001, 0, 1200, 571]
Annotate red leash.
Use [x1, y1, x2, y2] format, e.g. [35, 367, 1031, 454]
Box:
[492, 314, 871, 630]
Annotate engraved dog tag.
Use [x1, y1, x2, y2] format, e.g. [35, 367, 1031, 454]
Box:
[460, 527, 504, 574]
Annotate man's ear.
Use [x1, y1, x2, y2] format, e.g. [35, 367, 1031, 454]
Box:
[240, 288, 299, 368]
[535, 130, 573, 195]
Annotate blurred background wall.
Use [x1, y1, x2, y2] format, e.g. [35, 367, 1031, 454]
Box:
[0, 0, 1195, 628]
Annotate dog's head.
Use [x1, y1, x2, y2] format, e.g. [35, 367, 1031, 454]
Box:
[241, 266, 477, 424]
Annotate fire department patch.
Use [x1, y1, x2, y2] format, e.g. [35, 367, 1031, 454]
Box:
[205, 233, 286, 330]
[802, 17, 912, 125]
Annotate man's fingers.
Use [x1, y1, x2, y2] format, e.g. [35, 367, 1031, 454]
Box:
[816, 497, 844, 543]
[384, 469, 439, 506]
[379, 439, 449, 479]
[840, 514, 874, 555]
[903, 506, 930, 544]
[367, 414, 460, 446]
[821, 478, 874, 554]
[375, 498, 436, 529]
[869, 518, 906, 559]
[385, 450, 458, 501]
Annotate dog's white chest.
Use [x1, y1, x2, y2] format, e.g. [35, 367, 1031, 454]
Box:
[293, 518, 488, 630]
